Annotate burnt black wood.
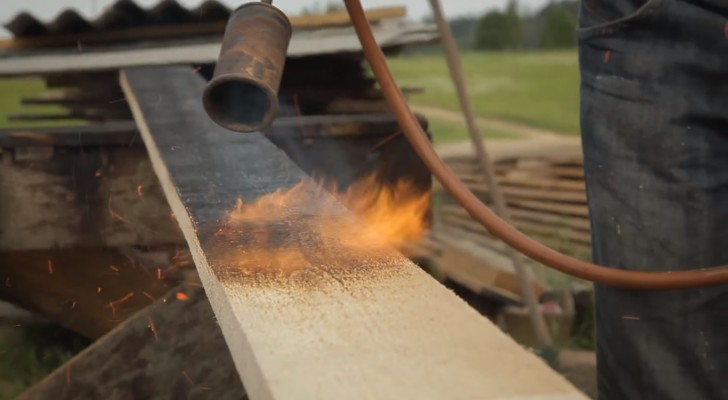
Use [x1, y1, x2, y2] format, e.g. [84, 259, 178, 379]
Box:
[122, 66, 319, 243]
[0, 121, 139, 147]
[121, 66, 431, 244]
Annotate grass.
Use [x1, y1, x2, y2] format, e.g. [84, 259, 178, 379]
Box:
[390, 50, 580, 135]
[427, 116, 521, 144]
[0, 325, 89, 399]
[0, 78, 84, 129]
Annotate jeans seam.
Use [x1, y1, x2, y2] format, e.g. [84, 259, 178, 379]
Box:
[579, 0, 666, 39]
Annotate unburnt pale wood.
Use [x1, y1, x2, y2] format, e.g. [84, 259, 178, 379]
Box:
[121, 66, 587, 400]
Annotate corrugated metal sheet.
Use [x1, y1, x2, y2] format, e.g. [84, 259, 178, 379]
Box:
[0, 19, 438, 76]
[5, 0, 231, 38]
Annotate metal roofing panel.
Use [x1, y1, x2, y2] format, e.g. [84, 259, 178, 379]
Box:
[5, 0, 233, 37]
[0, 20, 438, 76]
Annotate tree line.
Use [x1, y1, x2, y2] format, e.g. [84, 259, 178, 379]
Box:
[429, 0, 579, 52]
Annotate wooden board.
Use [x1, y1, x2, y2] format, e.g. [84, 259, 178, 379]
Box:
[18, 285, 247, 400]
[0, 122, 138, 147]
[121, 66, 586, 400]
[0, 145, 184, 252]
[0, 247, 173, 338]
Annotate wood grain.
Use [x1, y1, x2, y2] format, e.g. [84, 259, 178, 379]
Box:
[120, 65, 586, 400]
[0, 247, 173, 338]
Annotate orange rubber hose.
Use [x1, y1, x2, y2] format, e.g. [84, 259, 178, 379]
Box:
[343, 0, 728, 290]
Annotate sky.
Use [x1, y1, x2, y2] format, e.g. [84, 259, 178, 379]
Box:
[0, 0, 551, 37]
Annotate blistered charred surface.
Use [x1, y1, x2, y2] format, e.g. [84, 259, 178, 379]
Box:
[121, 66, 587, 400]
[0, 146, 184, 252]
[0, 247, 173, 338]
[18, 285, 246, 400]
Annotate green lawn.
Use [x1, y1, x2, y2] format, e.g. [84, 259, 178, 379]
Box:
[390, 50, 580, 135]
[0, 78, 83, 129]
[427, 116, 521, 144]
[0, 325, 88, 400]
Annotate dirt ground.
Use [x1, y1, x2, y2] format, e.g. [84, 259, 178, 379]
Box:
[557, 349, 597, 399]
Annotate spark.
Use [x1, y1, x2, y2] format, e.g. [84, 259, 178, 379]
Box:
[109, 265, 119, 272]
[137, 185, 143, 198]
[104, 292, 135, 316]
[142, 291, 156, 302]
[108, 195, 129, 223]
[603, 50, 611, 63]
[291, 93, 307, 136]
[48, 259, 54, 275]
[148, 319, 159, 341]
[97, 287, 102, 294]
[71, 301, 77, 309]
[622, 315, 640, 321]
[156, 268, 163, 280]
[95, 170, 102, 177]
[175, 292, 189, 301]
[182, 371, 194, 385]
[371, 130, 402, 151]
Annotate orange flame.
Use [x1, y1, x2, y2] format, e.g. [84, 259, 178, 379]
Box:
[211, 173, 429, 275]
[333, 174, 430, 249]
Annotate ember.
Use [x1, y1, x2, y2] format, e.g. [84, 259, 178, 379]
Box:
[149, 318, 159, 340]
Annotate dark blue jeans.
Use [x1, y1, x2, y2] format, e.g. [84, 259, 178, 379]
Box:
[578, 0, 728, 399]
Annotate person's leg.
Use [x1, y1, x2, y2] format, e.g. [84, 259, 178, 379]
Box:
[578, 1, 728, 399]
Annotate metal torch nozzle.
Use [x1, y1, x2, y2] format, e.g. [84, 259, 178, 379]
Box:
[203, 2, 292, 133]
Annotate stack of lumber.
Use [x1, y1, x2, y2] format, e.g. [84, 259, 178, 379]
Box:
[424, 137, 591, 298]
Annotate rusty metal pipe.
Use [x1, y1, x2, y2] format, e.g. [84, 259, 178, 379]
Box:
[203, 2, 291, 132]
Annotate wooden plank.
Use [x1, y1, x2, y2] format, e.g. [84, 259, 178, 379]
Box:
[434, 175, 586, 193]
[0, 7, 407, 51]
[0, 24, 438, 77]
[430, 233, 546, 304]
[0, 115, 404, 148]
[121, 66, 586, 400]
[6, 108, 130, 122]
[461, 184, 587, 204]
[438, 214, 591, 258]
[441, 205, 591, 232]
[0, 247, 172, 338]
[0, 146, 184, 252]
[0, 122, 138, 147]
[18, 284, 247, 400]
[509, 200, 590, 218]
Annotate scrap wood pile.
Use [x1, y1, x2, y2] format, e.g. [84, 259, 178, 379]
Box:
[415, 137, 592, 304]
